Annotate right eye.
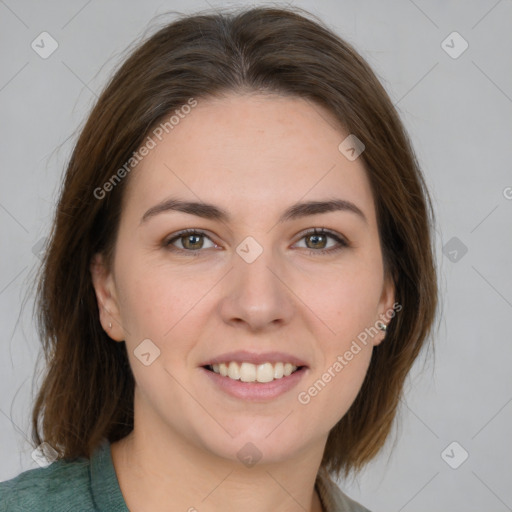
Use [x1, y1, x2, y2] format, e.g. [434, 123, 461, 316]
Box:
[164, 229, 218, 254]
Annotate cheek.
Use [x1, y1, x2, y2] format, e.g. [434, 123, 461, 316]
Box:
[297, 258, 382, 418]
[317, 261, 384, 337]
[115, 263, 216, 391]
[296, 343, 372, 440]
[114, 252, 200, 339]
[299, 321, 373, 420]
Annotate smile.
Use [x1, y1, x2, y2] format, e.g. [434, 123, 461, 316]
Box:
[205, 361, 301, 383]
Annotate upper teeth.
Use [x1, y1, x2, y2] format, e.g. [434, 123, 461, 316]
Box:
[211, 362, 299, 383]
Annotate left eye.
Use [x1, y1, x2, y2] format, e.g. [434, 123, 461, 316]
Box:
[295, 228, 348, 253]
[164, 228, 348, 255]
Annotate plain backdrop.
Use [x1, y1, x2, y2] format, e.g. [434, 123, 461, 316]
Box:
[1, 1, 511, 511]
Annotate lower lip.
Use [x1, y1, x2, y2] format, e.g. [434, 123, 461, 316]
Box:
[200, 366, 308, 401]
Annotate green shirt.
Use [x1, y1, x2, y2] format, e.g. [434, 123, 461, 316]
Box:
[0, 438, 371, 511]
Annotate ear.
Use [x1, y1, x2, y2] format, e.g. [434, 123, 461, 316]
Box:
[373, 270, 396, 347]
[90, 253, 124, 342]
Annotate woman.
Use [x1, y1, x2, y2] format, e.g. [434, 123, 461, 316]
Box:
[0, 6, 438, 511]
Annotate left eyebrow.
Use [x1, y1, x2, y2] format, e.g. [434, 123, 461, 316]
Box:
[140, 197, 367, 225]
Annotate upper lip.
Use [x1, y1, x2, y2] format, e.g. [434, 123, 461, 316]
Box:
[200, 350, 308, 368]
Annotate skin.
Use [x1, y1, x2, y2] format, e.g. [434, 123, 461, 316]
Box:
[90, 92, 395, 512]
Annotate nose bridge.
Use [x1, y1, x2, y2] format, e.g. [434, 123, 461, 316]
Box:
[220, 235, 294, 328]
[236, 238, 279, 293]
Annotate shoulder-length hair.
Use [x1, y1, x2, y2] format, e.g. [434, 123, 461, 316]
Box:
[32, 6, 438, 478]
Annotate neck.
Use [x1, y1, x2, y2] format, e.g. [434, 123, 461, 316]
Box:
[111, 404, 326, 512]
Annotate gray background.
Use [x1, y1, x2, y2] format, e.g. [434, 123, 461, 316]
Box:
[1, 0, 511, 510]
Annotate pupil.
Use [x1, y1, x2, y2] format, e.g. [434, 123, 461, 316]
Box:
[185, 234, 201, 249]
[308, 234, 325, 249]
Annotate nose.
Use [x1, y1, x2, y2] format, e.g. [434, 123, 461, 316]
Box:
[218, 243, 295, 332]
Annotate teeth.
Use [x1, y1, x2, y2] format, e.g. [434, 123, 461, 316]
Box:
[209, 361, 300, 382]
[274, 362, 284, 379]
[228, 361, 240, 380]
[240, 362, 257, 382]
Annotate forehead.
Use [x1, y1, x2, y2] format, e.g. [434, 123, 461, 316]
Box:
[122, 93, 376, 224]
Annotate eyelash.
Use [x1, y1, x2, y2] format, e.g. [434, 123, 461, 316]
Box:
[163, 228, 349, 257]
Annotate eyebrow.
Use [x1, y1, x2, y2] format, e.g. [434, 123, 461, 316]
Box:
[140, 197, 367, 225]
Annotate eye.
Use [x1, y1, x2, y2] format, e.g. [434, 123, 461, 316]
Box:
[294, 228, 349, 255]
[164, 229, 217, 254]
[163, 227, 349, 256]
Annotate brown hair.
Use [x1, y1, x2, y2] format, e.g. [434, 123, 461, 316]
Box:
[31, 5, 438, 478]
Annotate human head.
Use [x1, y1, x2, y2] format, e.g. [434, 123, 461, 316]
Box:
[32, 6, 438, 478]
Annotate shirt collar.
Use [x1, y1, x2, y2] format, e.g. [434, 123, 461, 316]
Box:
[315, 466, 370, 512]
[90, 437, 129, 511]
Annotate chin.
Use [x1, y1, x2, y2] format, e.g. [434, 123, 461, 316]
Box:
[198, 428, 304, 467]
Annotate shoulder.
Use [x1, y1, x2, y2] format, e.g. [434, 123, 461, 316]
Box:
[0, 456, 96, 512]
[316, 467, 373, 512]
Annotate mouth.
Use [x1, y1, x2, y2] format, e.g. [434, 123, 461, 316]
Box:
[202, 362, 306, 383]
[199, 351, 309, 401]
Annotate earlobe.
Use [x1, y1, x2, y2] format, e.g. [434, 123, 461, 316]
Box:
[90, 253, 124, 342]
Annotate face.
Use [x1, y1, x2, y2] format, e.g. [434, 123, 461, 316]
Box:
[91, 93, 395, 465]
